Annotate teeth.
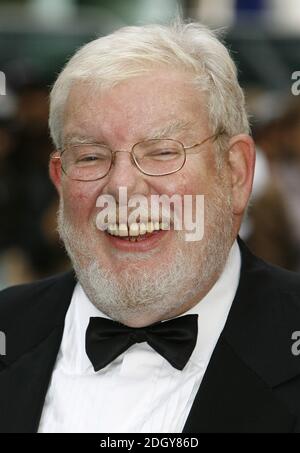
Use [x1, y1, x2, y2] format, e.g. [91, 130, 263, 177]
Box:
[107, 224, 118, 236]
[129, 223, 139, 236]
[106, 221, 169, 237]
[118, 223, 128, 237]
[139, 223, 147, 235]
[146, 221, 154, 233]
[160, 222, 169, 230]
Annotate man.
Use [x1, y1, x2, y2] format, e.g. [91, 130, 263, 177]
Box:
[1, 20, 300, 433]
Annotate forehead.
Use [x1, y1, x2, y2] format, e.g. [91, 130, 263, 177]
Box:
[63, 70, 209, 143]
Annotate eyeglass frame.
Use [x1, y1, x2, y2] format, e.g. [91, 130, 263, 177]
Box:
[51, 128, 227, 182]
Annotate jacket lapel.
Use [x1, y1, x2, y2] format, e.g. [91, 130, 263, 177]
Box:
[183, 239, 300, 433]
[0, 324, 65, 433]
[0, 271, 76, 433]
[182, 335, 295, 433]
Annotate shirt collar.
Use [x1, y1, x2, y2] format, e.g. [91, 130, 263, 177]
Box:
[183, 239, 241, 367]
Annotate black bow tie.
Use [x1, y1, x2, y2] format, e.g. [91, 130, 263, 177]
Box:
[85, 314, 198, 371]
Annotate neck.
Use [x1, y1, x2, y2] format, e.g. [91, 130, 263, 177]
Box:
[122, 262, 227, 328]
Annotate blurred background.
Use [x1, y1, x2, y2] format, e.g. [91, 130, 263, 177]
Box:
[1, 0, 300, 289]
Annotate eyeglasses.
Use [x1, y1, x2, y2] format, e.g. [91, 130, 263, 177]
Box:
[51, 130, 225, 182]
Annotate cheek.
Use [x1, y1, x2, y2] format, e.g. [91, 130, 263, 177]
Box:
[187, 156, 220, 196]
[158, 170, 206, 201]
[61, 181, 103, 225]
[172, 167, 207, 196]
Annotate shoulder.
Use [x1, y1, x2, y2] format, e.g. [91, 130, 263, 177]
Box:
[239, 238, 300, 302]
[226, 240, 300, 388]
[0, 272, 69, 298]
[0, 271, 76, 329]
[260, 259, 300, 296]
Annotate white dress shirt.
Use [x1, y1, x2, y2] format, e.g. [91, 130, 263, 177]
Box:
[38, 240, 241, 433]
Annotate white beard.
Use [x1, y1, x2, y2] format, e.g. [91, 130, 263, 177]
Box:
[58, 184, 234, 325]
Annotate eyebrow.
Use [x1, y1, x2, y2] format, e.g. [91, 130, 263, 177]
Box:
[149, 120, 196, 140]
[63, 119, 196, 147]
[63, 134, 98, 146]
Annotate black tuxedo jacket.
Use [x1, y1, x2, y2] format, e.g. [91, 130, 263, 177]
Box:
[1, 239, 300, 433]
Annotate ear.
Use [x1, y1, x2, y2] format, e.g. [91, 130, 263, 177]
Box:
[49, 152, 63, 196]
[228, 134, 256, 216]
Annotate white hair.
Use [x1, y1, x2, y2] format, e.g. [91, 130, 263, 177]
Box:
[49, 19, 250, 150]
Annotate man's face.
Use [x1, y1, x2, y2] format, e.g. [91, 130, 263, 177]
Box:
[53, 70, 235, 326]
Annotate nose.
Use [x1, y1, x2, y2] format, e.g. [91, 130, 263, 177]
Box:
[101, 149, 151, 202]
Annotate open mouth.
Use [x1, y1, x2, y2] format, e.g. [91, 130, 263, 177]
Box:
[105, 221, 170, 244]
[106, 221, 169, 239]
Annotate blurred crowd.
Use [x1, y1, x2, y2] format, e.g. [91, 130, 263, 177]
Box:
[0, 83, 70, 289]
[0, 82, 300, 289]
[241, 96, 300, 271]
